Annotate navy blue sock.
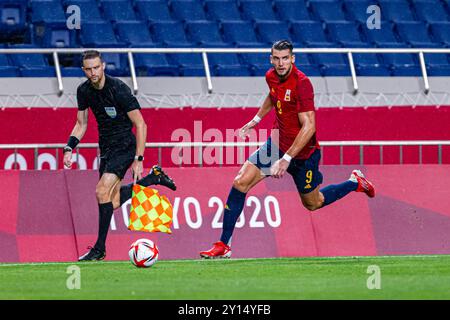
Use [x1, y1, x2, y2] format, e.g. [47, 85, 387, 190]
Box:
[220, 187, 247, 245]
[320, 180, 358, 207]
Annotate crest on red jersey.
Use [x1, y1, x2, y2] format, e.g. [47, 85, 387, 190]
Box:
[284, 89, 291, 102]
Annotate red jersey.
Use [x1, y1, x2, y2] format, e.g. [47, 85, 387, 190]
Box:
[265, 64, 320, 160]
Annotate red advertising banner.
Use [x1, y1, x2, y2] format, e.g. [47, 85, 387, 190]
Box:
[1, 106, 450, 170]
[1, 165, 450, 263]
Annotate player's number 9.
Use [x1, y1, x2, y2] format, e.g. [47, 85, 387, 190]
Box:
[276, 100, 282, 114]
[306, 170, 313, 183]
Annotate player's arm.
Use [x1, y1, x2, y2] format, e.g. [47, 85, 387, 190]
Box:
[270, 111, 316, 178]
[240, 94, 273, 139]
[127, 109, 147, 181]
[63, 109, 88, 168]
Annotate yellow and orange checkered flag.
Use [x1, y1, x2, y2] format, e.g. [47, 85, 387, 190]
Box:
[128, 184, 173, 234]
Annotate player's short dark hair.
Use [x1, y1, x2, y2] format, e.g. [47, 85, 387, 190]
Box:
[271, 40, 294, 54]
[82, 50, 103, 62]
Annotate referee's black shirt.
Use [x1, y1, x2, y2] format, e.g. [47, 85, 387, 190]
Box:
[76, 75, 141, 144]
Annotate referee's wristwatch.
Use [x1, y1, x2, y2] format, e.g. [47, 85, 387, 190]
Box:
[135, 155, 144, 161]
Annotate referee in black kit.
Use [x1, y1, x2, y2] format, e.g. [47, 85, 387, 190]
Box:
[64, 50, 176, 261]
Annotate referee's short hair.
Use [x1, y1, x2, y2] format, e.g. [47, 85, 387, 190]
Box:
[82, 50, 103, 62]
[271, 40, 294, 54]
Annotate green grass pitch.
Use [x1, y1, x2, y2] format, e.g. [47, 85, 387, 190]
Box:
[1, 255, 450, 300]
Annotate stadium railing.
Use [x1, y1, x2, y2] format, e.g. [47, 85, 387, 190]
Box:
[1, 140, 450, 169]
[1, 47, 449, 95]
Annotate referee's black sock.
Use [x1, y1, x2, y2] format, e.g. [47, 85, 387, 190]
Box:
[94, 202, 114, 252]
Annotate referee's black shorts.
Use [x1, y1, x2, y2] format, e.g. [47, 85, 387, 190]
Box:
[99, 134, 136, 180]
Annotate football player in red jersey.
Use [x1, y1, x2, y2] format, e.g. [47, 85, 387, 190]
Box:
[200, 40, 375, 259]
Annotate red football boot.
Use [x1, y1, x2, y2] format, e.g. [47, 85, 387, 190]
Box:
[200, 241, 232, 259]
[350, 170, 375, 198]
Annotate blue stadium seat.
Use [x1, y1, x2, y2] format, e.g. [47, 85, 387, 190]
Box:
[429, 22, 450, 47]
[378, 44, 421, 76]
[100, 52, 129, 76]
[424, 53, 450, 76]
[185, 21, 227, 47]
[135, 0, 173, 23]
[80, 21, 124, 47]
[133, 53, 179, 76]
[149, 21, 192, 46]
[221, 21, 264, 47]
[353, 50, 391, 76]
[311, 53, 351, 76]
[273, 0, 313, 22]
[395, 22, 440, 47]
[343, 0, 375, 23]
[413, 0, 449, 23]
[0, 2, 27, 40]
[62, 0, 104, 23]
[204, 0, 242, 21]
[30, 1, 66, 25]
[240, 52, 272, 76]
[255, 21, 293, 45]
[309, 0, 347, 22]
[377, 0, 417, 23]
[362, 21, 405, 47]
[294, 53, 322, 77]
[0, 53, 19, 77]
[208, 52, 251, 76]
[326, 21, 367, 47]
[8, 44, 56, 77]
[100, 0, 138, 22]
[240, 0, 279, 21]
[115, 21, 157, 46]
[167, 52, 205, 76]
[290, 21, 335, 47]
[170, 0, 207, 21]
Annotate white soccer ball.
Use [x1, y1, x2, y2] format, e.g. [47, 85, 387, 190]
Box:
[128, 238, 159, 268]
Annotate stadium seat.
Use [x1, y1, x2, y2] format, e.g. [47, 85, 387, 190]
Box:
[255, 21, 293, 45]
[294, 53, 322, 77]
[395, 22, 440, 48]
[204, 0, 242, 21]
[100, 0, 138, 22]
[240, 0, 279, 21]
[0, 53, 19, 77]
[326, 21, 367, 47]
[8, 44, 56, 77]
[0, 3, 27, 40]
[207, 52, 251, 76]
[308, 0, 347, 22]
[343, 0, 376, 23]
[379, 44, 421, 76]
[290, 21, 335, 47]
[311, 53, 351, 76]
[424, 53, 450, 76]
[30, 1, 66, 25]
[273, 0, 313, 22]
[133, 53, 179, 76]
[413, 0, 450, 23]
[134, 0, 174, 23]
[429, 22, 450, 47]
[221, 21, 265, 47]
[167, 52, 205, 76]
[170, 0, 207, 21]
[353, 51, 391, 76]
[185, 21, 227, 47]
[62, 0, 104, 23]
[149, 21, 192, 47]
[240, 52, 272, 76]
[115, 21, 157, 46]
[377, 0, 417, 23]
[80, 21, 125, 47]
[362, 21, 405, 47]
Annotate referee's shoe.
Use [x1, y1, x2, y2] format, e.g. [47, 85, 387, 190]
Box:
[142, 165, 177, 191]
[78, 246, 106, 261]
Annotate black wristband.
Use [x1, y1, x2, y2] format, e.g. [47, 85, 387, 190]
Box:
[65, 136, 80, 152]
